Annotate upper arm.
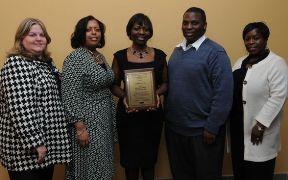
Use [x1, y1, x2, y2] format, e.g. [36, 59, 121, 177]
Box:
[255, 58, 288, 127]
[1, 57, 44, 149]
[1, 58, 38, 118]
[112, 57, 122, 86]
[157, 49, 168, 83]
[209, 50, 233, 85]
[61, 58, 85, 123]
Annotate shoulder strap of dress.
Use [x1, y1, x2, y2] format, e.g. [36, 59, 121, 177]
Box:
[115, 49, 128, 64]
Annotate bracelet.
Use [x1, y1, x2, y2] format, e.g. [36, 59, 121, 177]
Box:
[76, 128, 86, 136]
[256, 124, 265, 132]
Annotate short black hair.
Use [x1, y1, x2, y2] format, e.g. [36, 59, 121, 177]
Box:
[126, 13, 153, 39]
[71, 15, 105, 49]
[242, 22, 270, 41]
[185, 7, 206, 23]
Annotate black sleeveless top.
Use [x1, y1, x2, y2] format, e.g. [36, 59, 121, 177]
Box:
[113, 48, 167, 89]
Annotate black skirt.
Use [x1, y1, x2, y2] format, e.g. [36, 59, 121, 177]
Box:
[116, 101, 164, 168]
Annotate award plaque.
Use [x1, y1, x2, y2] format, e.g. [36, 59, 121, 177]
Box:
[124, 68, 156, 110]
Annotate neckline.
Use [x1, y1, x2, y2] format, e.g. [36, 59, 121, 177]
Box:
[242, 50, 270, 69]
[21, 55, 52, 64]
[83, 47, 106, 65]
[125, 48, 155, 64]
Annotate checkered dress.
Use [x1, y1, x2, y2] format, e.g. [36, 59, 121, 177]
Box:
[62, 48, 117, 180]
[0, 55, 71, 171]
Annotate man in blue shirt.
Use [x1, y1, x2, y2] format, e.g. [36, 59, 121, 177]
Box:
[165, 7, 233, 180]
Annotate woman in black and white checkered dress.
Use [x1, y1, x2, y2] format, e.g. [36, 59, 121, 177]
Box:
[62, 16, 117, 180]
[0, 18, 71, 180]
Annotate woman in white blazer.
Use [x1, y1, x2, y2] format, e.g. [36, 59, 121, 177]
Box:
[230, 22, 288, 180]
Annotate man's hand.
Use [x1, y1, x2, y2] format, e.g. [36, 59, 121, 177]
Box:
[203, 130, 216, 144]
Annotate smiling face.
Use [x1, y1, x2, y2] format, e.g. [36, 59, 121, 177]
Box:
[182, 11, 207, 45]
[130, 22, 151, 46]
[84, 19, 101, 49]
[244, 28, 267, 56]
[21, 24, 47, 56]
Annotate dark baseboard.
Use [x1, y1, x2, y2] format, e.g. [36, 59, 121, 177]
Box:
[222, 174, 288, 180]
[156, 173, 288, 180]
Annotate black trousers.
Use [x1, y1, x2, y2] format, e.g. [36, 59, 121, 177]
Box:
[243, 159, 276, 180]
[8, 166, 54, 180]
[165, 127, 225, 180]
[230, 117, 276, 180]
[232, 155, 275, 180]
[231, 135, 276, 180]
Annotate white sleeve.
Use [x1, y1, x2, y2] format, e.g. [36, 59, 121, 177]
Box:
[255, 58, 288, 127]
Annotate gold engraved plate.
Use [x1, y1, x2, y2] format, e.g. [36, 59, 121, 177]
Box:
[124, 68, 156, 109]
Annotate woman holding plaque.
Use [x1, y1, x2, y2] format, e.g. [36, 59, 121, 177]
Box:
[111, 13, 168, 180]
[62, 15, 117, 180]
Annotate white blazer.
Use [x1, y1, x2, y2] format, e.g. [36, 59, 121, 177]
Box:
[233, 51, 288, 162]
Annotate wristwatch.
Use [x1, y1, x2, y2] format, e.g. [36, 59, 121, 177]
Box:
[256, 124, 265, 132]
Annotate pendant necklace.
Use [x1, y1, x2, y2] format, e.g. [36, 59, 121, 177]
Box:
[130, 47, 149, 59]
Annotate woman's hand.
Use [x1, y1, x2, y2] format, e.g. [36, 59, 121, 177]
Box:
[123, 94, 160, 113]
[74, 121, 89, 147]
[77, 128, 89, 147]
[36, 145, 47, 164]
[251, 121, 266, 145]
[156, 94, 161, 108]
[146, 94, 161, 111]
[123, 96, 138, 113]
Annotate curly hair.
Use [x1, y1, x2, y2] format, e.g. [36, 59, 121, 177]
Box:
[71, 15, 105, 49]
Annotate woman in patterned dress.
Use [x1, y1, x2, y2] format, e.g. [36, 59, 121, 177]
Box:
[111, 13, 168, 180]
[0, 18, 71, 180]
[62, 15, 117, 180]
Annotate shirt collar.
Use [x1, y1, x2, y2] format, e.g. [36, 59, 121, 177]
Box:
[176, 35, 207, 51]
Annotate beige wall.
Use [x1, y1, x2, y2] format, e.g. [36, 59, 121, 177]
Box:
[0, 0, 287, 179]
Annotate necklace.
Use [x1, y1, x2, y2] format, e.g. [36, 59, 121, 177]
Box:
[130, 47, 149, 59]
[86, 48, 104, 64]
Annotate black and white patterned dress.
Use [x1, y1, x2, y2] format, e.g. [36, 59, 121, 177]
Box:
[0, 55, 71, 171]
[62, 48, 117, 180]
